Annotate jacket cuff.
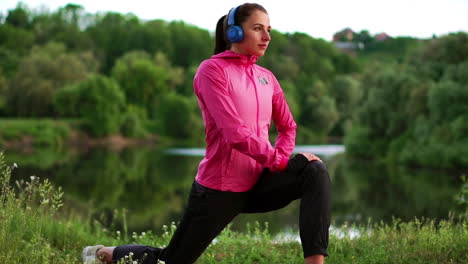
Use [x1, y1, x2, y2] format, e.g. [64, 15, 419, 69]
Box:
[277, 157, 289, 171]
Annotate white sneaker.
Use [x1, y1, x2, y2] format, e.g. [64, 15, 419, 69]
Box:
[82, 245, 105, 264]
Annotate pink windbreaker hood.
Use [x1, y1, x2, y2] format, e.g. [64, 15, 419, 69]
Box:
[194, 50, 297, 192]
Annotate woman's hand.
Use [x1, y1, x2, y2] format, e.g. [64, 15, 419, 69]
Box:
[299, 152, 322, 162]
[286, 153, 322, 173]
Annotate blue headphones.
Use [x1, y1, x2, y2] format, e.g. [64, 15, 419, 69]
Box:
[226, 6, 244, 43]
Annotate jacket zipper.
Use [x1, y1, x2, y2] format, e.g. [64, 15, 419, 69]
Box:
[248, 66, 261, 137]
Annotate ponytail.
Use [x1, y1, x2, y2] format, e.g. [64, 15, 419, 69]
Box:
[214, 15, 228, 55]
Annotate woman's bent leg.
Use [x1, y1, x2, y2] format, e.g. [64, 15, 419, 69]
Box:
[243, 160, 331, 258]
[299, 161, 331, 257]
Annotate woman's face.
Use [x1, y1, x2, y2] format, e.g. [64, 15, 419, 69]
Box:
[231, 10, 271, 57]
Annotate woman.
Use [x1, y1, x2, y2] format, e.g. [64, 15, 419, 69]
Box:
[83, 3, 331, 264]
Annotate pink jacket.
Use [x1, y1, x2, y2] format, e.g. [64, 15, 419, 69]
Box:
[193, 50, 297, 192]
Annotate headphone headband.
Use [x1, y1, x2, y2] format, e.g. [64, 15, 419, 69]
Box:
[226, 6, 244, 43]
[227, 6, 239, 27]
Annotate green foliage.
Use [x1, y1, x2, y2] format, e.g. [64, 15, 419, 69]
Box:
[158, 93, 203, 141]
[428, 80, 468, 123]
[52, 83, 83, 117]
[299, 80, 339, 137]
[0, 119, 71, 149]
[0, 152, 123, 263]
[111, 51, 170, 113]
[120, 105, 148, 138]
[77, 75, 127, 137]
[330, 76, 361, 135]
[347, 32, 468, 168]
[344, 126, 387, 158]
[54, 74, 127, 137]
[327, 220, 468, 264]
[0, 68, 7, 115]
[358, 37, 422, 64]
[0, 23, 34, 77]
[5, 42, 94, 117]
[5, 3, 30, 29]
[0, 3, 364, 145]
[167, 21, 212, 68]
[0, 24, 34, 54]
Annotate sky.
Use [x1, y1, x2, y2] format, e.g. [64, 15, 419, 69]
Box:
[1, 0, 467, 41]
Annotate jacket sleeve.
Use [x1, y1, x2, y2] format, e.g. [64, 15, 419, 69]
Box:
[194, 61, 288, 171]
[271, 77, 297, 163]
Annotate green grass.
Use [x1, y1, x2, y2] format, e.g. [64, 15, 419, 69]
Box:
[0, 152, 467, 264]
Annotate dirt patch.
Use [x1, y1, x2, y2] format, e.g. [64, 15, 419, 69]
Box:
[2, 135, 35, 153]
[1, 131, 158, 152]
[68, 131, 158, 151]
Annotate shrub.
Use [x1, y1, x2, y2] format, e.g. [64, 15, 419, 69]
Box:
[76, 75, 126, 137]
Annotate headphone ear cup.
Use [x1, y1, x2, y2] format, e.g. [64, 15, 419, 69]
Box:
[226, 25, 244, 43]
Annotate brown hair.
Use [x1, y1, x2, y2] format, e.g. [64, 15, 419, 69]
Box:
[214, 3, 268, 54]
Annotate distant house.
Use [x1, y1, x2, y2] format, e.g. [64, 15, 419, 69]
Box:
[333, 28, 355, 42]
[333, 28, 360, 56]
[375, 32, 391, 41]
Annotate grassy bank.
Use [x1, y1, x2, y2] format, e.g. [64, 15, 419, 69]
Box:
[0, 119, 74, 149]
[0, 119, 161, 152]
[0, 152, 467, 264]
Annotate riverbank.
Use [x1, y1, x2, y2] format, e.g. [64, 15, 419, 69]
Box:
[0, 118, 159, 152]
[1, 152, 467, 264]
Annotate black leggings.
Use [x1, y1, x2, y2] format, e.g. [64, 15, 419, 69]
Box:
[113, 160, 331, 264]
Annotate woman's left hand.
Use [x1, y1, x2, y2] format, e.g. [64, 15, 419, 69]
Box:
[299, 152, 322, 162]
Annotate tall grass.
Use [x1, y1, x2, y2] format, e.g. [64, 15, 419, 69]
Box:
[0, 152, 119, 264]
[0, 152, 467, 263]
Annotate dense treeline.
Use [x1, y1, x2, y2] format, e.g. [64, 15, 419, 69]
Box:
[0, 3, 467, 168]
[0, 3, 359, 145]
[346, 32, 468, 169]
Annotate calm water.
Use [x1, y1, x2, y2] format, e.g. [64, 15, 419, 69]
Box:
[5, 145, 461, 236]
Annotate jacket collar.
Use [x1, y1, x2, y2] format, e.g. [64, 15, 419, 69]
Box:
[211, 50, 258, 65]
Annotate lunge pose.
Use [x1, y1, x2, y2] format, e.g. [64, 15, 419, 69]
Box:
[83, 3, 331, 264]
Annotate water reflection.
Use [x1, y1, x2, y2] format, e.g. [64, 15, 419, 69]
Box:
[5, 146, 460, 236]
[165, 145, 345, 158]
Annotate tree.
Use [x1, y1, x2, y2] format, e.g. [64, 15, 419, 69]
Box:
[330, 76, 361, 135]
[0, 24, 35, 56]
[167, 21, 212, 68]
[300, 80, 339, 136]
[428, 80, 468, 123]
[120, 105, 148, 138]
[30, 5, 92, 51]
[85, 12, 142, 73]
[354, 30, 373, 46]
[111, 51, 171, 115]
[158, 93, 202, 140]
[346, 32, 468, 168]
[77, 75, 126, 136]
[6, 42, 95, 117]
[5, 3, 30, 29]
[0, 68, 7, 116]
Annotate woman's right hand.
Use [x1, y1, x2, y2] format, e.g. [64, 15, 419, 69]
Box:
[299, 152, 322, 162]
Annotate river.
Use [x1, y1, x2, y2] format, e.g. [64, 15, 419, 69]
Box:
[4, 145, 461, 236]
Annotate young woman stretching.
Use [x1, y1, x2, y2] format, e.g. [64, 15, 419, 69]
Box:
[83, 3, 331, 264]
